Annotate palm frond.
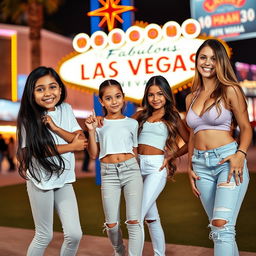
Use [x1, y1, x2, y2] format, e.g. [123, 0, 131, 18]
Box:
[0, 0, 28, 22]
[43, 0, 64, 14]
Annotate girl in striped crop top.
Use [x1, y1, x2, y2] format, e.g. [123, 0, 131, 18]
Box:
[185, 39, 252, 256]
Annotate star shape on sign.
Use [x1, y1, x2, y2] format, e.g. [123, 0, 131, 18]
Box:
[87, 0, 135, 31]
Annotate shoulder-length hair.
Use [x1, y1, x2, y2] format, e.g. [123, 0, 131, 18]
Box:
[192, 39, 246, 115]
[137, 75, 181, 177]
[17, 66, 67, 182]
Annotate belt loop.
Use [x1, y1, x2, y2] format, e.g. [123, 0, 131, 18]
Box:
[124, 159, 128, 168]
[213, 148, 219, 158]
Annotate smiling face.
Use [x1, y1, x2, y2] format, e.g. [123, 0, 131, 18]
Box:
[33, 74, 62, 111]
[100, 85, 125, 115]
[147, 85, 166, 111]
[197, 46, 217, 79]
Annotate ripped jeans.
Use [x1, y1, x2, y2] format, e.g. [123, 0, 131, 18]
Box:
[192, 141, 249, 256]
[100, 157, 144, 256]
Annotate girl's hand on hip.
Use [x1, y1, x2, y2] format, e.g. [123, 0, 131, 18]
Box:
[159, 158, 168, 171]
[219, 153, 245, 185]
[42, 115, 58, 132]
[188, 168, 201, 198]
[85, 110, 98, 131]
[159, 150, 175, 171]
[71, 134, 88, 151]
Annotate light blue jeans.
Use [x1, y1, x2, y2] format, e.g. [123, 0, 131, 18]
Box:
[100, 157, 144, 256]
[192, 141, 249, 256]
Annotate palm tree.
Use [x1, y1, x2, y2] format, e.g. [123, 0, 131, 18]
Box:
[0, 0, 63, 70]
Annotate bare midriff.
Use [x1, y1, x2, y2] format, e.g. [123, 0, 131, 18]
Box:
[194, 130, 235, 150]
[138, 144, 164, 155]
[101, 153, 134, 163]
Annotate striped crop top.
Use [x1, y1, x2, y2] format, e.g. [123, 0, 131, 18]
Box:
[186, 101, 232, 134]
[138, 121, 169, 151]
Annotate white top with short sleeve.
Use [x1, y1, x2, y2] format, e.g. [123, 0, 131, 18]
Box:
[96, 117, 138, 159]
[22, 103, 81, 190]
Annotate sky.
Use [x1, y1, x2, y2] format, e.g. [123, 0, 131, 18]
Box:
[43, 0, 256, 65]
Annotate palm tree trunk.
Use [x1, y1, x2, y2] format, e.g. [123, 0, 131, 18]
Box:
[27, 2, 43, 70]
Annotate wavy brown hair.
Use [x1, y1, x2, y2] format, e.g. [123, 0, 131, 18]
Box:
[137, 75, 182, 177]
[192, 39, 246, 118]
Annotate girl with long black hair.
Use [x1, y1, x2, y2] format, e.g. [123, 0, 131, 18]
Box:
[17, 66, 87, 256]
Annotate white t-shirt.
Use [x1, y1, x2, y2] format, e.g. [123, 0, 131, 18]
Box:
[22, 103, 81, 190]
[96, 117, 138, 159]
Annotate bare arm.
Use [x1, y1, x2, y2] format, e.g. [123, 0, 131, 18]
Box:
[159, 117, 189, 171]
[185, 93, 201, 197]
[85, 111, 100, 160]
[220, 86, 252, 185]
[229, 86, 252, 153]
[42, 115, 87, 154]
[56, 134, 87, 154]
[42, 115, 85, 143]
[185, 93, 194, 169]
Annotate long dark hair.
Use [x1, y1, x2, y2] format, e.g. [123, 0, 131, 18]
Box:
[98, 79, 124, 116]
[17, 66, 67, 182]
[137, 75, 181, 177]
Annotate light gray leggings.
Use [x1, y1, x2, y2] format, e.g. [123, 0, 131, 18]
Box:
[26, 181, 82, 256]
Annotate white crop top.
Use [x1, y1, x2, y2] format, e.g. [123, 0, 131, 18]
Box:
[138, 121, 168, 151]
[21, 103, 82, 190]
[96, 117, 138, 159]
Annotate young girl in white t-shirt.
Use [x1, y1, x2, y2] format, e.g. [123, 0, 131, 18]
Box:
[85, 79, 144, 256]
[17, 66, 87, 256]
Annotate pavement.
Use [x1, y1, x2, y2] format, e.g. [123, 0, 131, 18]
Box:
[1, 146, 256, 256]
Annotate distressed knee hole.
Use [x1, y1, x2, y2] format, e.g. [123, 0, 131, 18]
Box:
[212, 219, 228, 228]
[126, 220, 139, 224]
[145, 219, 156, 223]
[106, 222, 117, 228]
[217, 182, 235, 189]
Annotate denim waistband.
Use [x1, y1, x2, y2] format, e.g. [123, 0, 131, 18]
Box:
[100, 157, 137, 169]
[193, 141, 238, 157]
[138, 154, 164, 160]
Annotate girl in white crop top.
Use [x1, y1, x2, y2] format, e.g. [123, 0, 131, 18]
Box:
[132, 75, 189, 256]
[85, 79, 144, 256]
